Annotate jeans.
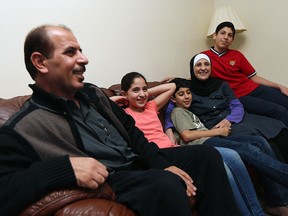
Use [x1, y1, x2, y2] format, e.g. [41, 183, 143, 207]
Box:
[216, 147, 265, 216]
[205, 135, 288, 207]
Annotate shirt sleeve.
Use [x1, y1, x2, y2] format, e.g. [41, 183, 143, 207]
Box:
[238, 50, 256, 77]
[171, 108, 197, 133]
[226, 99, 244, 123]
[164, 100, 175, 131]
[221, 81, 244, 123]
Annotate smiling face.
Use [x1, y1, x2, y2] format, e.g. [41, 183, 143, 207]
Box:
[213, 26, 234, 53]
[172, 87, 192, 109]
[124, 77, 149, 112]
[35, 26, 89, 99]
[193, 58, 211, 81]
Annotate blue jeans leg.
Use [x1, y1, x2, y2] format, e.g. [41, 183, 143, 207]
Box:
[216, 147, 265, 216]
[228, 135, 288, 186]
[227, 135, 288, 207]
[206, 135, 288, 187]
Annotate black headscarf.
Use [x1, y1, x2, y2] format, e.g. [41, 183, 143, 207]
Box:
[189, 53, 223, 96]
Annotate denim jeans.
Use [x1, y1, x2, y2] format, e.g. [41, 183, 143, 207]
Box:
[216, 147, 265, 216]
[205, 135, 288, 207]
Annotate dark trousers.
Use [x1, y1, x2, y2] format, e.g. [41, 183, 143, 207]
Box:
[240, 85, 288, 127]
[108, 145, 241, 216]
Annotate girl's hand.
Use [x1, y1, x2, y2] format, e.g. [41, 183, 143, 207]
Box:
[165, 166, 197, 197]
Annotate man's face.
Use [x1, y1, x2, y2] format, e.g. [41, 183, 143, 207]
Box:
[42, 27, 89, 98]
[213, 27, 234, 52]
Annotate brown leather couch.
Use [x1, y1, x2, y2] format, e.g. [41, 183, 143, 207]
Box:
[0, 82, 197, 216]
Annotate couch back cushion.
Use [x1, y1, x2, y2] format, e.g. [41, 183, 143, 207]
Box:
[0, 95, 31, 127]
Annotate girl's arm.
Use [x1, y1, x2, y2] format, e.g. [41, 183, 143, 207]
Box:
[148, 83, 176, 111]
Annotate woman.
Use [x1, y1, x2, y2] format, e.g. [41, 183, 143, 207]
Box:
[117, 71, 265, 216]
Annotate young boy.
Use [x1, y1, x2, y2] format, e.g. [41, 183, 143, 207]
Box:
[171, 79, 232, 145]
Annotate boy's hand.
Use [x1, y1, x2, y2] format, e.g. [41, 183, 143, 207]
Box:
[213, 127, 231, 137]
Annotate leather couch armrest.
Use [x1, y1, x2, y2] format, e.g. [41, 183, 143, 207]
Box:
[20, 183, 118, 216]
[55, 198, 135, 216]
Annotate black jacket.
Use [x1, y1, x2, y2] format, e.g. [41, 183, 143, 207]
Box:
[0, 83, 171, 215]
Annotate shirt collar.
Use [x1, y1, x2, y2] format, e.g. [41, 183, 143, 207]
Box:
[210, 46, 228, 57]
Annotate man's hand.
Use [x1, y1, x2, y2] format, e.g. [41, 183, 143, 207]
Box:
[69, 157, 109, 190]
[164, 166, 197, 197]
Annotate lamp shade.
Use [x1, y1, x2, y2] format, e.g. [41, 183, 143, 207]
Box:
[207, 5, 247, 38]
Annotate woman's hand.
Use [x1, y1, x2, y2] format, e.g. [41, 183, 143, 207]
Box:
[161, 77, 176, 83]
[213, 119, 231, 129]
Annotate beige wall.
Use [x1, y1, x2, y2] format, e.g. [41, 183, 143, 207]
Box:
[0, 0, 287, 98]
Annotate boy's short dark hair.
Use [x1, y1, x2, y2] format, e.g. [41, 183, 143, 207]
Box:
[170, 78, 190, 96]
[215, 21, 236, 37]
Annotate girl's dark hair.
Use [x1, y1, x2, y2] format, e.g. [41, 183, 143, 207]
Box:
[170, 78, 190, 96]
[121, 72, 147, 92]
[215, 21, 236, 37]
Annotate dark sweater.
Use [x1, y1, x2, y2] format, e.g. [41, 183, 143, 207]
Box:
[0, 83, 171, 215]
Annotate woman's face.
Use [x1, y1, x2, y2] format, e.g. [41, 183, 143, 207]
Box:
[193, 58, 211, 81]
[124, 77, 149, 111]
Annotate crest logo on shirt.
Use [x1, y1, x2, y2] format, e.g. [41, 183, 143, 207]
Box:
[229, 60, 236, 66]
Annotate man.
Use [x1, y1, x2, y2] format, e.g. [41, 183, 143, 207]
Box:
[0, 24, 240, 215]
[202, 21, 288, 128]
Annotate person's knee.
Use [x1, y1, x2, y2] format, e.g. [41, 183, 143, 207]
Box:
[218, 148, 242, 165]
[271, 104, 288, 118]
[152, 170, 186, 194]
